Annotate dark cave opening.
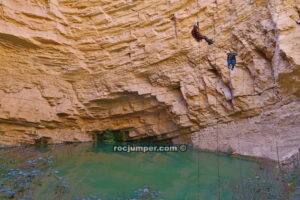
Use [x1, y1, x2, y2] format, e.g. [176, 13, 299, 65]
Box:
[34, 136, 52, 147]
[91, 129, 130, 143]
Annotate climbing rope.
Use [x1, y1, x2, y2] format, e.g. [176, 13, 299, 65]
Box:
[167, 0, 171, 11]
[211, 0, 221, 199]
[197, 0, 200, 20]
[197, 140, 200, 200]
[170, 14, 178, 39]
[228, 0, 236, 51]
[195, 1, 201, 198]
[236, 122, 245, 197]
[0, 0, 4, 17]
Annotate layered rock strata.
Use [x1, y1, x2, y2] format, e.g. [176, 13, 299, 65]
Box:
[0, 0, 299, 160]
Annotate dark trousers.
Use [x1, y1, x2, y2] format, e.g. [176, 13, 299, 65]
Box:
[227, 60, 236, 70]
[192, 31, 213, 45]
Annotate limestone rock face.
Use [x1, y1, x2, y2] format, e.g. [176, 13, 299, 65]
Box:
[0, 0, 299, 160]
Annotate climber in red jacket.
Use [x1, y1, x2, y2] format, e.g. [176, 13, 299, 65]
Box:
[191, 22, 214, 45]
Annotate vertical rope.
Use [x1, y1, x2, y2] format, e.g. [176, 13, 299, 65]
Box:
[197, 144, 200, 200]
[168, 0, 178, 45]
[196, 0, 201, 50]
[236, 122, 244, 198]
[229, 0, 234, 49]
[295, 0, 300, 21]
[271, 0, 283, 103]
[276, 141, 281, 171]
[170, 14, 178, 39]
[196, 1, 201, 198]
[167, 0, 171, 11]
[272, 119, 287, 197]
[269, 2, 285, 190]
[273, 122, 283, 175]
[129, 25, 133, 63]
[197, 0, 200, 21]
[212, 0, 221, 199]
[228, 0, 235, 112]
[0, 0, 4, 19]
[216, 121, 221, 200]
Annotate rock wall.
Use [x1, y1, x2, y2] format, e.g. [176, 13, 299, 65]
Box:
[190, 101, 300, 161]
[0, 0, 299, 160]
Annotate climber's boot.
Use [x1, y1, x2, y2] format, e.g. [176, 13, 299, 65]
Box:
[202, 36, 214, 45]
[207, 39, 214, 45]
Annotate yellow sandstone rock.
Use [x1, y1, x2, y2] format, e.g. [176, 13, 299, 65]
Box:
[0, 0, 299, 160]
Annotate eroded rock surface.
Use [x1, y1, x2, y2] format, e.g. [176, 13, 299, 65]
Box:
[0, 0, 299, 160]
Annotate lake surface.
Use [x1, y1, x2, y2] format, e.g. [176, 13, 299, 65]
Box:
[0, 142, 277, 200]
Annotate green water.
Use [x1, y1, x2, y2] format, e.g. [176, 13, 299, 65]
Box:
[37, 143, 262, 200]
[0, 143, 275, 200]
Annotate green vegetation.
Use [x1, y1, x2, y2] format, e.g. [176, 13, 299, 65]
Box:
[232, 157, 300, 200]
[0, 151, 70, 200]
[98, 129, 126, 143]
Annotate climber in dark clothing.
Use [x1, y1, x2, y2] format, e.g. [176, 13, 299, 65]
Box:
[191, 22, 214, 45]
[226, 51, 238, 70]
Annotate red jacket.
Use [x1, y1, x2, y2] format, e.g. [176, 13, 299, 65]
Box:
[191, 27, 202, 41]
